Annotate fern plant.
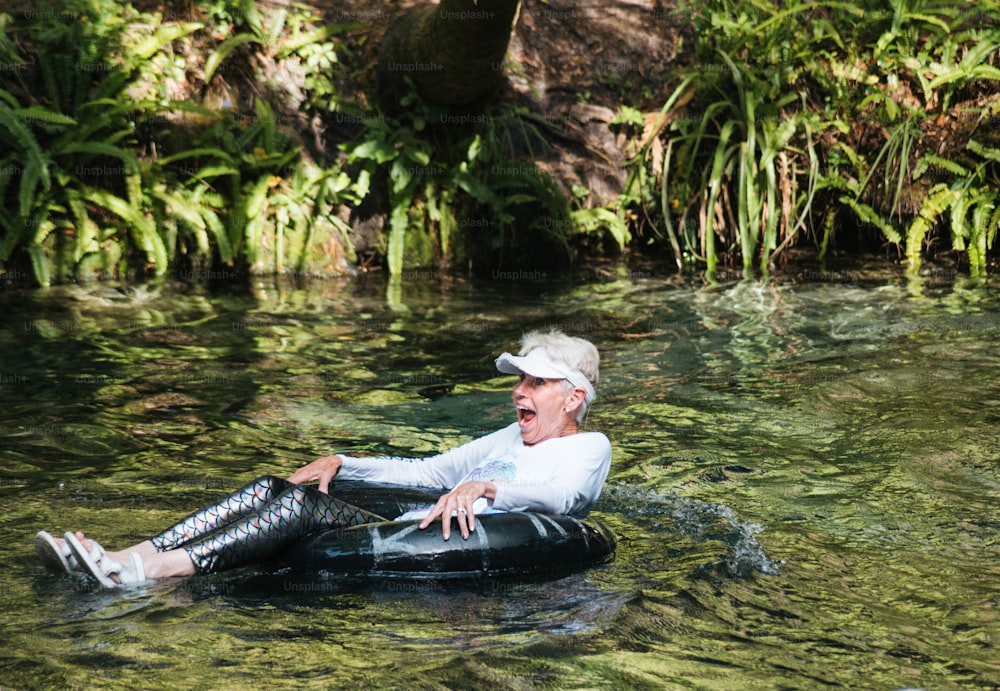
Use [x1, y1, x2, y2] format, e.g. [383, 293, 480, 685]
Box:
[903, 142, 1000, 277]
[0, 1, 203, 284]
[618, 0, 838, 278]
[0, 6, 199, 283]
[0, 0, 359, 285]
[825, 0, 1000, 275]
[343, 90, 576, 276]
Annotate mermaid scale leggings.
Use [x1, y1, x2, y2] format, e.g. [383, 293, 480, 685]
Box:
[149, 476, 386, 574]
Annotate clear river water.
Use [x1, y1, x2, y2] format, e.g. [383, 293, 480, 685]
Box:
[0, 262, 997, 690]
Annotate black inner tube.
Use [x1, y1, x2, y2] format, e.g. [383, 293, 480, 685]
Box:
[281, 482, 617, 579]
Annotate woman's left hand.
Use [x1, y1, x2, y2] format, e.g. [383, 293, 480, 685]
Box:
[419, 481, 497, 540]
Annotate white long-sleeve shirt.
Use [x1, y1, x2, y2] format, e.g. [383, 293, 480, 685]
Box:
[337, 423, 612, 518]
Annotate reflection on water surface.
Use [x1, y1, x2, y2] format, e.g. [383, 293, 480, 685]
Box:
[1, 267, 998, 689]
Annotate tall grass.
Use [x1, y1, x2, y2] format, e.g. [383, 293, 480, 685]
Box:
[0, 0, 357, 285]
[0, 2, 192, 283]
[627, 0, 1000, 277]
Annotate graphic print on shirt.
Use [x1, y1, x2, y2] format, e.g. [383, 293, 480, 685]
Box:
[461, 459, 517, 486]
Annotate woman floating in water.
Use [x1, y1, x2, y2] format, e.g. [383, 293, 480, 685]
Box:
[35, 329, 612, 587]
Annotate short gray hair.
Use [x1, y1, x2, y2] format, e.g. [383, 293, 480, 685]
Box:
[519, 329, 600, 422]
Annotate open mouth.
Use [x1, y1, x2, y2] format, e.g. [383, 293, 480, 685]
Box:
[517, 405, 536, 426]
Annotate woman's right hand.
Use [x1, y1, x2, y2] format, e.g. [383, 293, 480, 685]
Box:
[287, 455, 343, 494]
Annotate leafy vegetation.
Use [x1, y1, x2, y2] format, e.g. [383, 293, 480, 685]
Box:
[622, 0, 1000, 277]
[0, 0, 997, 286]
[342, 93, 577, 276]
[0, 0, 361, 285]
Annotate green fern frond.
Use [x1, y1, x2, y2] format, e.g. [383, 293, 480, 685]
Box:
[133, 22, 203, 60]
[205, 33, 262, 83]
[0, 102, 51, 199]
[906, 183, 956, 270]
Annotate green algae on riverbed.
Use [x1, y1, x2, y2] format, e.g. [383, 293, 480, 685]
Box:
[0, 268, 998, 689]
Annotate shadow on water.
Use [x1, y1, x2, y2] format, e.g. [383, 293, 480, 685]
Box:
[2, 266, 999, 688]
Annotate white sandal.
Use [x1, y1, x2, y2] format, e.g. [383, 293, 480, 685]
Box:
[64, 532, 146, 588]
[34, 531, 80, 573]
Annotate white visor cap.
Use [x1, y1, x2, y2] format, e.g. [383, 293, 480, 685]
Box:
[495, 348, 596, 405]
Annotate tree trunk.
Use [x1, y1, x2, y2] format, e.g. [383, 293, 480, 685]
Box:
[378, 0, 521, 107]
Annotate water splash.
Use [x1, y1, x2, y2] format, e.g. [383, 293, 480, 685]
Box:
[601, 484, 781, 578]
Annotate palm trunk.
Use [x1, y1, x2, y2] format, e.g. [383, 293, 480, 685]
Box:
[378, 0, 521, 107]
